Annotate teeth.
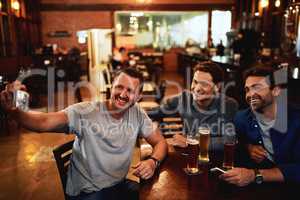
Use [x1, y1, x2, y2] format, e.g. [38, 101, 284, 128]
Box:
[117, 97, 127, 104]
[250, 99, 260, 105]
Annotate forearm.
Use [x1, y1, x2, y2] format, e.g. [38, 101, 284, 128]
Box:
[260, 168, 284, 182]
[151, 139, 168, 162]
[9, 109, 67, 132]
[8, 109, 47, 132]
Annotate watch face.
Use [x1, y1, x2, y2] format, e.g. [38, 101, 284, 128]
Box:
[255, 175, 263, 184]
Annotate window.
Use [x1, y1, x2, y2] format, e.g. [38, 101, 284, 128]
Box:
[115, 11, 209, 50]
[211, 10, 232, 46]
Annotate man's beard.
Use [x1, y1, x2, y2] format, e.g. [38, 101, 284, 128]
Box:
[247, 94, 273, 113]
[112, 94, 133, 112]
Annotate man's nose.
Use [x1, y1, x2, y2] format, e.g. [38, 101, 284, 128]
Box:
[120, 89, 128, 97]
[194, 83, 203, 92]
[246, 89, 256, 99]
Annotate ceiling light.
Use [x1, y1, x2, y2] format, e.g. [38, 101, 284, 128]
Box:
[12, 1, 20, 10]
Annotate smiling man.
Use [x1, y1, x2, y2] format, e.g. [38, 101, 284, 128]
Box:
[148, 61, 238, 151]
[220, 66, 300, 186]
[0, 67, 168, 200]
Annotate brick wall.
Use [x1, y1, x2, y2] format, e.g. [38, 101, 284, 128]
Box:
[40, 0, 234, 51]
[41, 11, 113, 51]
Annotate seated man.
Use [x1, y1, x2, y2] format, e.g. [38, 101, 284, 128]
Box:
[0, 68, 168, 200]
[221, 66, 300, 186]
[148, 61, 238, 151]
[112, 47, 127, 70]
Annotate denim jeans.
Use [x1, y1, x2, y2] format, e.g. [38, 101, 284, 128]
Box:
[67, 179, 139, 200]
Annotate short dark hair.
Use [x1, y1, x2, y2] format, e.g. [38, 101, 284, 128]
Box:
[119, 47, 126, 53]
[193, 61, 224, 84]
[114, 67, 144, 92]
[243, 64, 275, 88]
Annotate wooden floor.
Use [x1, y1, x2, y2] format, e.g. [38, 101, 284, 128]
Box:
[0, 71, 183, 200]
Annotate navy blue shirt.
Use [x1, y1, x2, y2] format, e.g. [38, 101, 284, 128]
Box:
[234, 106, 300, 183]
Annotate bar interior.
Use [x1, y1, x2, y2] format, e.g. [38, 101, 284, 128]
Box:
[0, 0, 299, 200]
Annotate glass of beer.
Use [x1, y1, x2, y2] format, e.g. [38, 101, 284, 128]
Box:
[185, 135, 200, 175]
[223, 133, 236, 169]
[198, 126, 210, 163]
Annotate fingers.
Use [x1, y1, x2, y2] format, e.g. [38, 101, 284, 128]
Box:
[249, 145, 267, 163]
[132, 160, 155, 180]
[253, 146, 267, 156]
[132, 162, 141, 169]
[5, 81, 26, 92]
[0, 90, 14, 111]
[220, 168, 254, 187]
[172, 134, 187, 147]
[219, 168, 239, 179]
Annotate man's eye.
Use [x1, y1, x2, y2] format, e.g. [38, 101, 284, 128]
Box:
[115, 85, 123, 90]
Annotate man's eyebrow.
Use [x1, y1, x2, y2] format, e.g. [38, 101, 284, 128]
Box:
[244, 83, 262, 89]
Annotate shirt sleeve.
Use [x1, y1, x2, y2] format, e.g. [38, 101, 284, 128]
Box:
[63, 102, 96, 137]
[277, 124, 300, 183]
[233, 111, 253, 167]
[147, 93, 182, 120]
[137, 105, 156, 138]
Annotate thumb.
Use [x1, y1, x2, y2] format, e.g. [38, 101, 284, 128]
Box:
[132, 162, 141, 169]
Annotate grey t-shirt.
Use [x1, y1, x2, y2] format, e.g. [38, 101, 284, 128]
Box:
[254, 111, 275, 162]
[63, 101, 154, 196]
[148, 90, 238, 151]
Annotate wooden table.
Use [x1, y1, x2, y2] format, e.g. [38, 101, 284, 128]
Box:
[140, 144, 298, 200]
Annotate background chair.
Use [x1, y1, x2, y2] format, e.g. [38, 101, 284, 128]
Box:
[53, 140, 74, 200]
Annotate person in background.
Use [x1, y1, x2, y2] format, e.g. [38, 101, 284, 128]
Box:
[185, 38, 201, 55]
[148, 61, 238, 152]
[220, 66, 300, 186]
[112, 47, 127, 70]
[216, 40, 225, 56]
[0, 67, 168, 200]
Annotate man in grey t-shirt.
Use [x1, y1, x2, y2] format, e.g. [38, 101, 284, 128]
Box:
[1, 68, 168, 200]
[148, 61, 238, 151]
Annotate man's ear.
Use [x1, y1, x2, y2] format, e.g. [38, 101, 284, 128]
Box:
[136, 93, 142, 102]
[272, 86, 281, 97]
[214, 83, 221, 93]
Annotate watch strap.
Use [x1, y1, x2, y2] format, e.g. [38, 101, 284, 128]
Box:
[149, 156, 160, 168]
[254, 168, 263, 184]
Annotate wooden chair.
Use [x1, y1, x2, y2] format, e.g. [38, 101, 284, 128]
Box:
[53, 140, 74, 200]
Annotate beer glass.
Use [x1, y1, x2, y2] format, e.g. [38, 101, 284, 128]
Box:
[185, 135, 200, 175]
[223, 133, 236, 169]
[13, 90, 29, 112]
[198, 126, 210, 163]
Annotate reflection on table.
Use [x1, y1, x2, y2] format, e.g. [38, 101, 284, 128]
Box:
[139, 141, 298, 200]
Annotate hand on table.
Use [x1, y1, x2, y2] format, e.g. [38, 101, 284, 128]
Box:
[219, 167, 255, 187]
[132, 159, 156, 180]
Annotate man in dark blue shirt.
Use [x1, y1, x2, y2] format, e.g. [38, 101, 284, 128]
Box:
[221, 65, 300, 186]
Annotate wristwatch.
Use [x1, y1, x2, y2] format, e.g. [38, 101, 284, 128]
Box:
[149, 156, 161, 168]
[254, 168, 263, 184]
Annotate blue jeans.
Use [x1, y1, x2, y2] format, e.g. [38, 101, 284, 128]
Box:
[67, 179, 139, 200]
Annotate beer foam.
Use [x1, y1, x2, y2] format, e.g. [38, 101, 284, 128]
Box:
[199, 130, 210, 135]
[187, 138, 199, 145]
[198, 127, 210, 135]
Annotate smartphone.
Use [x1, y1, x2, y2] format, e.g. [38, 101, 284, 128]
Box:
[13, 90, 29, 111]
[210, 167, 227, 174]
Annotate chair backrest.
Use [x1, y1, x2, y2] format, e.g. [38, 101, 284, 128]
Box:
[155, 80, 167, 103]
[53, 140, 74, 200]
